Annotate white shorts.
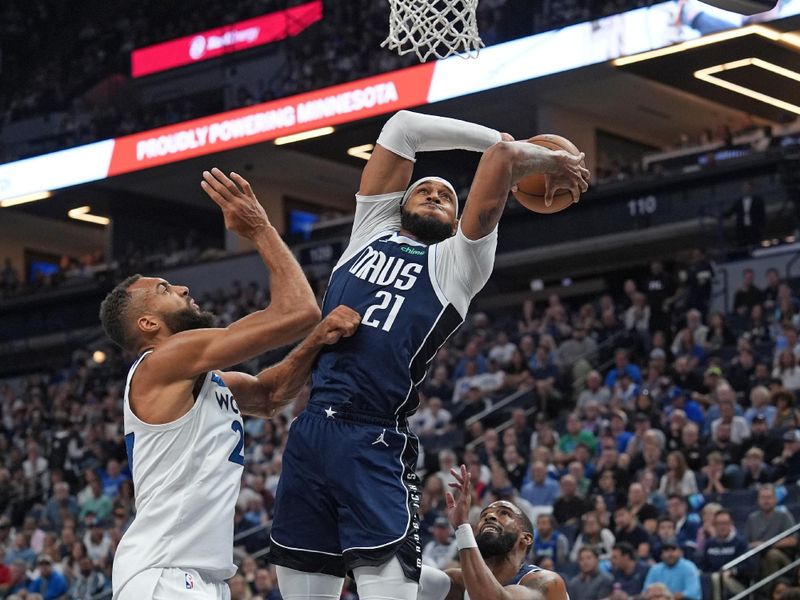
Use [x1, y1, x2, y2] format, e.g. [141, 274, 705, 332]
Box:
[114, 567, 231, 600]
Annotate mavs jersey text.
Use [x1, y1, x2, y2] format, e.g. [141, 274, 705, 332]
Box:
[269, 190, 497, 579]
[112, 351, 244, 599]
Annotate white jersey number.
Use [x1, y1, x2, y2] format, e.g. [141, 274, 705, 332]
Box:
[362, 291, 405, 332]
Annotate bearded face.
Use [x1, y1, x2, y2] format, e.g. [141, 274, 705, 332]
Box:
[400, 206, 454, 245]
[476, 522, 518, 558]
[160, 304, 215, 333]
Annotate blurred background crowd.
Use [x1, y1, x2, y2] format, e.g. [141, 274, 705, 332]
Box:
[2, 252, 800, 600]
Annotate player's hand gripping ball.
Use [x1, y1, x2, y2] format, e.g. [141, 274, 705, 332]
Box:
[513, 134, 588, 214]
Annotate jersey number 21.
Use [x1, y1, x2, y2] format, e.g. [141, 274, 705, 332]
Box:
[363, 291, 405, 332]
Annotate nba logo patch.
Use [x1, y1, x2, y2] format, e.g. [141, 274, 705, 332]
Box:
[185, 573, 195, 589]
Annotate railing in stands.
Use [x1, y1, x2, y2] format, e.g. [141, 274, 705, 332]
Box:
[723, 521, 800, 600]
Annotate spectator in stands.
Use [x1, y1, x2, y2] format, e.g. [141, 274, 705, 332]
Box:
[704, 311, 736, 352]
[734, 268, 764, 316]
[685, 248, 714, 316]
[520, 460, 559, 507]
[567, 546, 613, 600]
[605, 349, 643, 388]
[712, 395, 751, 445]
[570, 511, 615, 562]
[553, 475, 588, 527]
[557, 324, 597, 369]
[643, 538, 702, 600]
[772, 388, 797, 429]
[77, 475, 112, 521]
[624, 292, 651, 338]
[1, 560, 30, 597]
[745, 412, 784, 463]
[5, 533, 36, 567]
[745, 385, 776, 426]
[423, 365, 454, 402]
[774, 324, 800, 367]
[726, 182, 765, 248]
[613, 504, 650, 559]
[644, 582, 675, 600]
[69, 555, 107, 599]
[666, 495, 700, 561]
[453, 341, 488, 379]
[43, 482, 78, 531]
[763, 268, 782, 312]
[227, 574, 250, 600]
[421, 516, 457, 569]
[699, 508, 751, 599]
[673, 356, 704, 395]
[557, 413, 598, 464]
[774, 349, 800, 391]
[611, 541, 650, 597]
[660, 451, 698, 497]
[252, 567, 278, 600]
[644, 261, 676, 336]
[27, 553, 69, 600]
[532, 513, 569, 570]
[772, 429, 800, 485]
[702, 451, 735, 494]
[98, 459, 128, 499]
[745, 484, 797, 577]
[742, 446, 772, 488]
[728, 347, 756, 396]
[628, 482, 659, 531]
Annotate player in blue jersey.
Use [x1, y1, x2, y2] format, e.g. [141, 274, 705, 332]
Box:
[269, 110, 589, 600]
[418, 465, 569, 600]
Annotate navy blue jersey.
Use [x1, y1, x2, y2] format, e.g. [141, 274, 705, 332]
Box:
[311, 231, 463, 420]
[308, 191, 498, 422]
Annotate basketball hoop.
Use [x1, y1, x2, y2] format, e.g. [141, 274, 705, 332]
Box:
[381, 0, 483, 63]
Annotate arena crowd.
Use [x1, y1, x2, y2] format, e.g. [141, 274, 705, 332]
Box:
[1, 253, 800, 600]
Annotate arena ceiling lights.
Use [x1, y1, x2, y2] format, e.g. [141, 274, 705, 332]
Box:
[67, 205, 110, 226]
[614, 23, 800, 122]
[694, 58, 800, 116]
[0, 190, 51, 208]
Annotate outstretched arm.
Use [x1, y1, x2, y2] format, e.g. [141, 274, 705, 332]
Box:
[460, 142, 589, 241]
[359, 110, 504, 196]
[222, 306, 361, 418]
[445, 466, 544, 600]
[132, 170, 321, 424]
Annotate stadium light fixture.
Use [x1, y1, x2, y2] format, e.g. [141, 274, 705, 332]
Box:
[346, 144, 374, 160]
[0, 190, 52, 208]
[694, 58, 800, 115]
[612, 24, 798, 67]
[274, 126, 335, 145]
[68, 205, 111, 225]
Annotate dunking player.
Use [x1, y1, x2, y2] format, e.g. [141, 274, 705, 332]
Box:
[417, 465, 569, 600]
[268, 110, 588, 600]
[102, 168, 360, 600]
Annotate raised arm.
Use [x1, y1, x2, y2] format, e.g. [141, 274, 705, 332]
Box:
[139, 169, 321, 386]
[221, 306, 361, 418]
[445, 466, 546, 600]
[460, 142, 589, 241]
[359, 110, 504, 196]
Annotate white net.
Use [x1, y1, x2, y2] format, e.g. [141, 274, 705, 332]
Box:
[381, 0, 484, 63]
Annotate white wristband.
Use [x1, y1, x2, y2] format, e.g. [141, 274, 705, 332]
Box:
[455, 523, 478, 550]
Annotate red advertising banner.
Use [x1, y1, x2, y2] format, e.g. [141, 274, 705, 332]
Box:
[108, 63, 436, 176]
[131, 0, 322, 77]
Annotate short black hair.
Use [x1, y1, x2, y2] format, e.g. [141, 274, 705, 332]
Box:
[613, 542, 635, 560]
[99, 275, 143, 351]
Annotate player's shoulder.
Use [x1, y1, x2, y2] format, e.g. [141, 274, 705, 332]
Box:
[519, 568, 567, 597]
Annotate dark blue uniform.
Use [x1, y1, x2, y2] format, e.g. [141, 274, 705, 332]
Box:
[270, 192, 496, 580]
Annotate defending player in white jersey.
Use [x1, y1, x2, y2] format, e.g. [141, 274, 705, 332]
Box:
[100, 168, 360, 600]
[269, 111, 588, 600]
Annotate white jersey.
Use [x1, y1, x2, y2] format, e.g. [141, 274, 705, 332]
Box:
[112, 351, 244, 598]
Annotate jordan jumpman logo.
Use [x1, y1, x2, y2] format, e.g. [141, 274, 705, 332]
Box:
[372, 429, 389, 447]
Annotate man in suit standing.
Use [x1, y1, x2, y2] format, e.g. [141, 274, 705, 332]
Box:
[726, 181, 765, 249]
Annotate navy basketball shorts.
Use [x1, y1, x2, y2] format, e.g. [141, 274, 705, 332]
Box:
[268, 407, 422, 581]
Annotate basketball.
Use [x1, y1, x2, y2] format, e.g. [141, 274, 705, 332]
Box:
[513, 134, 585, 214]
